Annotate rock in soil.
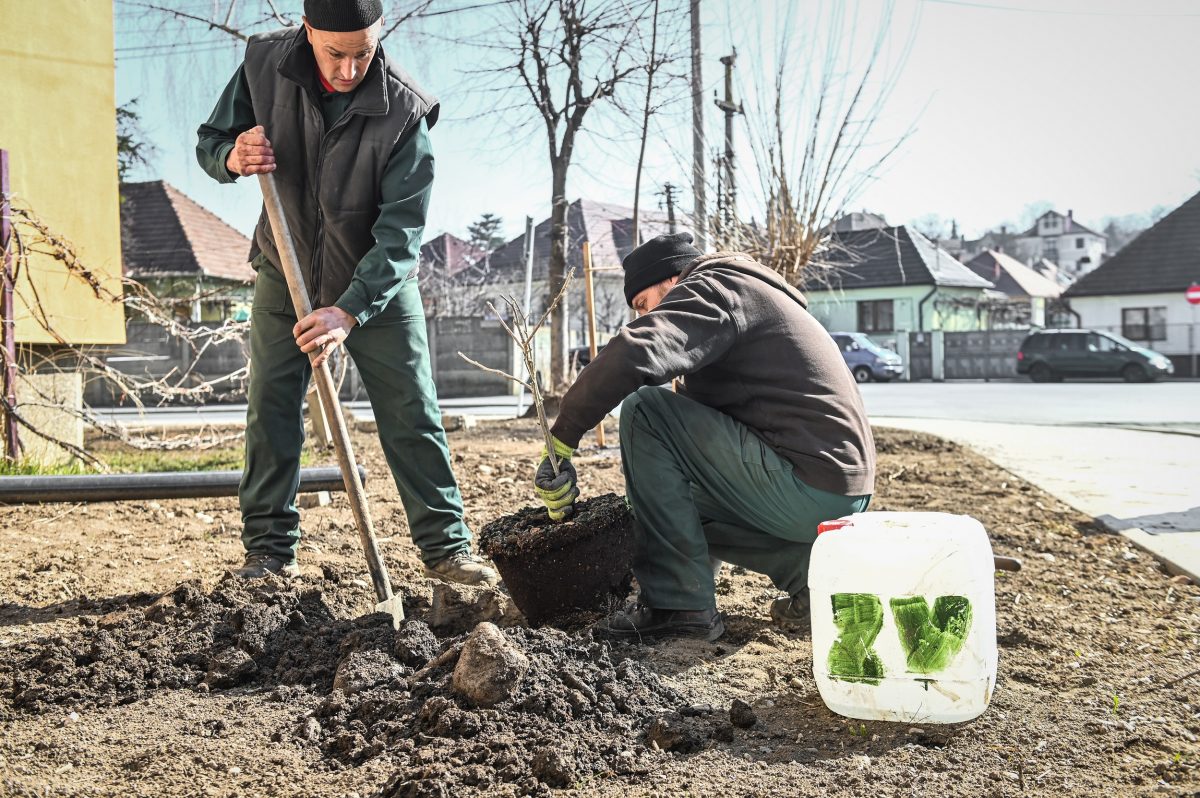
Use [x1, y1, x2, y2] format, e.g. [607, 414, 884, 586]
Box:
[729, 698, 757, 728]
[451, 622, 530, 707]
[428, 581, 522, 634]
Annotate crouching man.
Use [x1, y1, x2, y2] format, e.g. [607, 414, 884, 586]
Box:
[533, 232, 875, 641]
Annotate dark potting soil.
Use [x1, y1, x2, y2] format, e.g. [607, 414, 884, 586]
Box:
[0, 574, 724, 796]
[478, 493, 635, 626]
[478, 493, 631, 559]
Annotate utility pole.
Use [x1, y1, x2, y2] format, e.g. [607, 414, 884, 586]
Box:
[658, 182, 678, 234]
[714, 50, 744, 238]
[689, 0, 707, 250]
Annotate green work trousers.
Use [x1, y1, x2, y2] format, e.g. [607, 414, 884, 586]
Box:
[619, 386, 871, 611]
[239, 264, 470, 564]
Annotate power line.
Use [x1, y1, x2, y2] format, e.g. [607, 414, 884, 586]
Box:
[921, 0, 1200, 17]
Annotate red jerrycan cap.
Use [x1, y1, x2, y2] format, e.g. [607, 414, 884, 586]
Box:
[817, 519, 853, 535]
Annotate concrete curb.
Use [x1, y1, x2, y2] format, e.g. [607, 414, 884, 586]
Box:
[1119, 529, 1200, 583]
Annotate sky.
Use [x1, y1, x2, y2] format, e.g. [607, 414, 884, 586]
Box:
[114, 0, 1200, 247]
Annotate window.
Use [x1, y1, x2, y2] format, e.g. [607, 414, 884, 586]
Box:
[1121, 307, 1167, 341]
[1087, 334, 1119, 353]
[857, 300, 894, 333]
[1076, 237, 1085, 249]
[1060, 333, 1086, 351]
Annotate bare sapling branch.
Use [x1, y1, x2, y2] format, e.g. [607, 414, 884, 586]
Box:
[457, 270, 575, 476]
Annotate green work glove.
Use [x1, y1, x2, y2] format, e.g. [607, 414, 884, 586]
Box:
[534, 436, 579, 521]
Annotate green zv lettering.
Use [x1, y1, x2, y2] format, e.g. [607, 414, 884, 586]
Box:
[827, 593, 885, 685]
[890, 595, 973, 674]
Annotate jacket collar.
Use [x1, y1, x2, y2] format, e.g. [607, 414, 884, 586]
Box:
[682, 251, 810, 309]
[276, 26, 390, 118]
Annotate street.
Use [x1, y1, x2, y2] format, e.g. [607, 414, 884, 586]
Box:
[93, 380, 1200, 429]
[858, 379, 1200, 426]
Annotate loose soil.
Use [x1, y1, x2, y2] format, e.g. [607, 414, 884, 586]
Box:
[1, 422, 1197, 797]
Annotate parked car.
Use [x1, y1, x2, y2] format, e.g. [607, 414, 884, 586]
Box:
[1016, 329, 1174, 383]
[830, 332, 904, 383]
[569, 342, 605, 371]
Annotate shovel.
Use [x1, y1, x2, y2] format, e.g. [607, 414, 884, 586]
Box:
[257, 173, 405, 629]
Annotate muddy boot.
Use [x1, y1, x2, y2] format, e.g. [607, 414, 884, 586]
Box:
[234, 552, 299, 579]
[594, 602, 725, 642]
[424, 550, 500, 587]
[770, 589, 810, 631]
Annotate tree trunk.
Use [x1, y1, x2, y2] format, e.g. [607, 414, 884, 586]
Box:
[548, 164, 570, 391]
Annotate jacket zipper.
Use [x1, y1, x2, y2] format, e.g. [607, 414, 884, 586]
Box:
[310, 103, 327, 308]
[310, 102, 366, 308]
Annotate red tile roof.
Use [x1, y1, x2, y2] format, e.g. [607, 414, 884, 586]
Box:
[120, 180, 254, 282]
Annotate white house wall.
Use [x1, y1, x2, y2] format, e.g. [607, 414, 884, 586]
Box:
[1069, 293, 1199, 357]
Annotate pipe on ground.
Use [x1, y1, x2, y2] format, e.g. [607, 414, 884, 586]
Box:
[0, 466, 366, 504]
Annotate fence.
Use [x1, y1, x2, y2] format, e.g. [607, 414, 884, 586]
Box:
[85, 316, 533, 406]
[893, 323, 1198, 381]
[84, 321, 250, 406]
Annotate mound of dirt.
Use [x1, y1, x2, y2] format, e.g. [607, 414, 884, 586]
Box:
[2, 574, 710, 795]
[2, 575, 393, 713]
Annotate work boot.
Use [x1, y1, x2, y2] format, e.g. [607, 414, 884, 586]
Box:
[424, 550, 500, 587]
[234, 552, 299, 579]
[594, 601, 725, 642]
[770, 589, 810, 631]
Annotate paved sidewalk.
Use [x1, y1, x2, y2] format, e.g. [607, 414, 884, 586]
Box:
[873, 417, 1200, 582]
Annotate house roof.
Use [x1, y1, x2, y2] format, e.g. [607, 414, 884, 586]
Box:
[1064, 189, 1200, 297]
[420, 232, 484, 277]
[806, 225, 993, 292]
[487, 198, 672, 280]
[1018, 211, 1103, 239]
[965, 250, 1063, 299]
[829, 211, 888, 233]
[120, 181, 254, 282]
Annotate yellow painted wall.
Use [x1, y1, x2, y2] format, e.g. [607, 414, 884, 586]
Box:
[0, 1, 125, 344]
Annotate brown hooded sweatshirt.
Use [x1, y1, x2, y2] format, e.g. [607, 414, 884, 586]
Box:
[551, 252, 875, 496]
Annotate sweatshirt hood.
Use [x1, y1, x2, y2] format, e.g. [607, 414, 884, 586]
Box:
[681, 252, 810, 310]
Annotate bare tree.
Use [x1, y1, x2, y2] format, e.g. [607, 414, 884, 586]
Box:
[484, 0, 672, 391]
[713, 3, 911, 287]
[457, 275, 575, 475]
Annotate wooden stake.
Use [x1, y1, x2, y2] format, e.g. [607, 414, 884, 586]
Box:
[581, 241, 606, 447]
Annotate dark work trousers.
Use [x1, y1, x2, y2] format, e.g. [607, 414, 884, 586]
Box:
[619, 386, 871, 610]
[239, 264, 470, 564]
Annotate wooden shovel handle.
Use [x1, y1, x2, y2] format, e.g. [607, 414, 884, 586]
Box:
[257, 173, 395, 605]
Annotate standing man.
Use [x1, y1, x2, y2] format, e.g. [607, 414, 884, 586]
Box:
[534, 233, 875, 641]
[197, 0, 496, 586]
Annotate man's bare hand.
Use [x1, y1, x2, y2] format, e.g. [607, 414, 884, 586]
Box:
[226, 125, 276, 176]
[294, 307, 356, 368]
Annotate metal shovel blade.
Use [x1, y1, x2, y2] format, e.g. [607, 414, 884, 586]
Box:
[376, 592, 405, 629]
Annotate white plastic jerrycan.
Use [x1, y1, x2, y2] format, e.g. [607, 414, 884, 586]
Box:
[808, 512, 998, 724]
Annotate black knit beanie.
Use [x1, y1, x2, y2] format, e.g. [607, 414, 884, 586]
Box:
[304, 0, 383, 31]
[622, 232, 701, 307]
